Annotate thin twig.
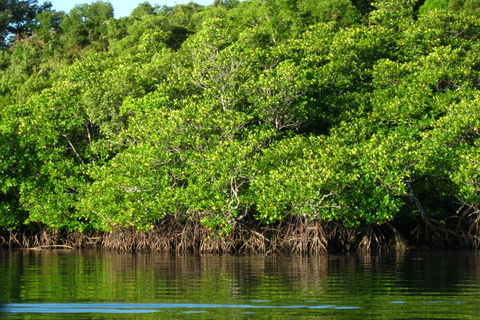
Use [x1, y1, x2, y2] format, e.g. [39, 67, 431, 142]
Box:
[27, 245, 74, 250]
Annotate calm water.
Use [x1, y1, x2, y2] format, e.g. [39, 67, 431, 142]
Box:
[1, 249, 480, 319]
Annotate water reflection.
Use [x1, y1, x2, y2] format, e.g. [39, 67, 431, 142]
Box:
[1, 250, 480, 319]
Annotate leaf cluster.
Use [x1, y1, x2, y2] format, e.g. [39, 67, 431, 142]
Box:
[1, 0, 480, 242]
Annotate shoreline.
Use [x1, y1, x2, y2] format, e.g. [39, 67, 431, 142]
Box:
[2, 217, 478, 253]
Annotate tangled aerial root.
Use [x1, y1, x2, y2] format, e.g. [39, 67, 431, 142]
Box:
[0, 217, 413, 254]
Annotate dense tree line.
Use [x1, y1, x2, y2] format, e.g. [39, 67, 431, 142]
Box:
[1, 0, 480, 250]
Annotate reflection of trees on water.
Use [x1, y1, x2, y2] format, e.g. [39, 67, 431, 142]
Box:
[104, 253, 330, 301]
[393, 250, 480, 292]
[325, 250, 480, 294]
[1, 250, 480, 304]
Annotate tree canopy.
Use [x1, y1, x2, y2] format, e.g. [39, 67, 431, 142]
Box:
[1, 0, 480, 251]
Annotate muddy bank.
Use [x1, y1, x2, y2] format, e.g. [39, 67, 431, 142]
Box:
[1, 217, 479, 253]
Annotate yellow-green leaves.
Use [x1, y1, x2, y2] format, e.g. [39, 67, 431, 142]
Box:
[3, 0, 480, 238]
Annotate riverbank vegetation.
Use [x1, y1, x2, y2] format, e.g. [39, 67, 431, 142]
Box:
[1, 0, 480, 253]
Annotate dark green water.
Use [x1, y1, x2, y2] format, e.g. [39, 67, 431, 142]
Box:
[1, 249, 480, 319]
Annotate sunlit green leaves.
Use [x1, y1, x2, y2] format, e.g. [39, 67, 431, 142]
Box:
[2, 0, 480, 241]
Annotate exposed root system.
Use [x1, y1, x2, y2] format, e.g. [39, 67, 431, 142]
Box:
[0, 215, 478, 253]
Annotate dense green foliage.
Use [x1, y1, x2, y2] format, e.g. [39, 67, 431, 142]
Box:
[1, 0, 480, 245]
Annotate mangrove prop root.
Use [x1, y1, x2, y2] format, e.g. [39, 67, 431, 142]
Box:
[385, 222, 408, 250]
[2, 215, 480, 253]
[406, 182, 472, 247]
